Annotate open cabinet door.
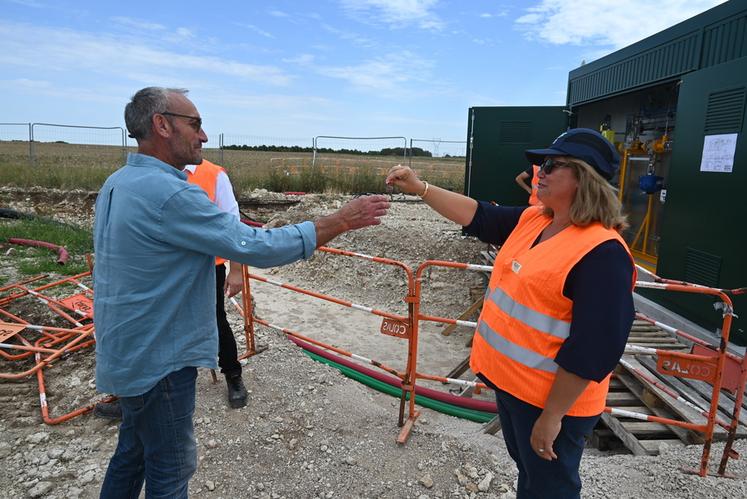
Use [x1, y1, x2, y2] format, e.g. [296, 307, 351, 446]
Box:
[464, 106, 568, 205]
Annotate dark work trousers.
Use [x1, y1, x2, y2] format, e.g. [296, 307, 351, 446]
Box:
[494, 387, 599, 499]
[215, 264, 242, 377]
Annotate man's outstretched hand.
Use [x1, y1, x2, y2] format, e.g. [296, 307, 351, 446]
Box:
[315, 195, 389, 247]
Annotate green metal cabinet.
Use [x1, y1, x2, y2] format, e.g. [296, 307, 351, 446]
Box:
[464, 106, 567, 205]
[651, 56, 747, 343]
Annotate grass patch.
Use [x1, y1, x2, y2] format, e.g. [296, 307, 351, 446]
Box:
[0, 160, 115, 191]
[0, 217, 93, 276]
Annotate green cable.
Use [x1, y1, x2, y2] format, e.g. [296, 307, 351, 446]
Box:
[302, 349, 495, 424]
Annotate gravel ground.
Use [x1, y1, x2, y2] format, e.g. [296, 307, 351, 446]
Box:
[1, 187, 746, 498]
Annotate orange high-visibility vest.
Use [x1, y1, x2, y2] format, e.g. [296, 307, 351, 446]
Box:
[186, 160, 228, 266]
[469, 206, 635, 416]
[528, 164, 540, 206]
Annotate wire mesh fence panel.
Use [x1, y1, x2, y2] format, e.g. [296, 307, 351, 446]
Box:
[307, 136, 407, 194]
[219, 134, 311, 171]
[30, 124, 125, 169]
[408, 139, 466, 192]
[410, 139, 466, 159]
[0, 123, 31, 166]
[200, 147, 224, 165]
[313, 136, 407, 170]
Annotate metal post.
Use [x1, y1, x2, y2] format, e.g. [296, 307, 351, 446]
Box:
[466, 109, 475, 197]
[219, 133, 224, 164]
[30, 123, 35, 166]
[27, 123, 32, 165]
[120, 127, 127, 163]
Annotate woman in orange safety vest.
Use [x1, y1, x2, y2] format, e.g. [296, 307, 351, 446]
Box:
[515, 164, 541, 205]
[386, 128, 635, 499]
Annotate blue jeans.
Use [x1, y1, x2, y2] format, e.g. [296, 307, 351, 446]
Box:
[100, 367, 198, 499]
[495, 388, 599, 499]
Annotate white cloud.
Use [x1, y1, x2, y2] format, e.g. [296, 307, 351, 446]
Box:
[221, 94, 332, 111]
[516, 0, 727, 49]
[110, 16, 166, 31]
[321, 23, 377, 48]
[340, 0, 444, 30]
[235, 23, 275, 39]
[268, 10, 289, 18]
[7, 0, 43, 7]
[0, 21, 292, 86]
[282, 54, 315, 66]
[0, 78, 51, 89]
[314, 51, 437, 95]
[175, 27, 194, 39]
[481, 9, 509, 19]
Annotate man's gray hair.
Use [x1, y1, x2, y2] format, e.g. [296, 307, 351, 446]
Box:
[124, 87, 188, 140]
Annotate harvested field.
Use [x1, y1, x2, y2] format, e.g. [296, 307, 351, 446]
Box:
[0, 141, 464, 193]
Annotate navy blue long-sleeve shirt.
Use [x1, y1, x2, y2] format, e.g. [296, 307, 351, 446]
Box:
[464, 202, 635, 382]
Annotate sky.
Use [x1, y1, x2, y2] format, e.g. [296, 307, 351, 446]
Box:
[0, 0, 728, 151]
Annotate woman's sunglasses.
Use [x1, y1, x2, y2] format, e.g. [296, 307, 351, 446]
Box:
[539, 157, 572, 175]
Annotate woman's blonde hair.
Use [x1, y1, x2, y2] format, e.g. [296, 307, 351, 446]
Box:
[543, 159, 628, 232]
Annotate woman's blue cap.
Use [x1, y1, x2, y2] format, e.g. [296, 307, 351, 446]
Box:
[525, 128, 620, 180]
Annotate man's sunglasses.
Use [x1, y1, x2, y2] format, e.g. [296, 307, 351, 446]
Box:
[539, 157, 572, 175]
[161, 111, 203, 132]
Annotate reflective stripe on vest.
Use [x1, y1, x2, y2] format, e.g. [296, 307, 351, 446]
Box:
[186, 160, 227, 266]
[486, 285, 570, 340]
[477, 321, 558, 373]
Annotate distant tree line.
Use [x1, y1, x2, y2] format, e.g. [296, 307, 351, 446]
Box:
[223, 144, 434, 157]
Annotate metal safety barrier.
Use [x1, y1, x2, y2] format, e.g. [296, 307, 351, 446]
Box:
[2, 251, 744, 479]
[0, 272, 106, 424]
[628, 265, 746, 477]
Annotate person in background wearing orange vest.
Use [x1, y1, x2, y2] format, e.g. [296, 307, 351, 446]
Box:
[515, 164, 541, 205]
[386, 128, 634, 499]
[185, 159, 248, 408]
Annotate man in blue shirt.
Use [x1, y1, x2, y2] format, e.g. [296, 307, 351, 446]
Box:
[94, 86, 389, 498]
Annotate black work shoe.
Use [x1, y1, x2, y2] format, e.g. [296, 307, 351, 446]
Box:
[225, 374, 248, 409]
[93, 400, 122, 420]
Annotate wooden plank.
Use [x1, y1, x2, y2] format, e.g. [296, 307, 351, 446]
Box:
[608, 378, 626, 390]
[628, 331, 673, 338]
[620, 421, 676, 436]
[630, 326, 663, 332]
[605, 391, 640, 406]
[681, 378, 747, 425]
[639, 439, 686, 454]
[627, 336, 682, 343]
[615, 370, 695, 444]
[613, 405, 654, 416]
[444, 355, 470, 381]
[600, 413, 650, 455]
[482, 415, 501, 435]
[627, 343, 689, 350]
[590, 428, 616, 451]
[440, 298, 482, 336]
[620, 356, 717, 438]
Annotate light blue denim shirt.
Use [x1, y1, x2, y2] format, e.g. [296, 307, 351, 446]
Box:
[93, 153, 316, 396]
